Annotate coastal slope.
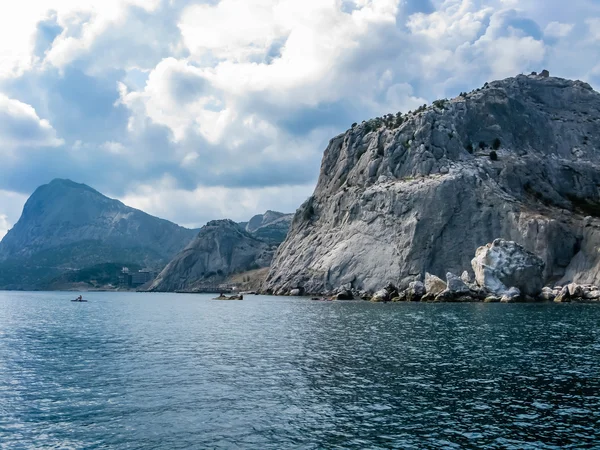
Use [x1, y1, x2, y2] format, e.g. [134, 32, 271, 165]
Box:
[265, 73, 600, 294]
[147, 220, 277, 292]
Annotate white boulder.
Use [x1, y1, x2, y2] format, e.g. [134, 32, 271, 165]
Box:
[471, 239, 545, 296]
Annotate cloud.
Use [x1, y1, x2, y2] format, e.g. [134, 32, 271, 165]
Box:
[0, 215, 9, 241]
[119, 175, 313, 228]
[179, 0, 285, 63]
[0, 93, 63, 150]
[0, 0, 600, 235]
[33, 11, 64, 58]
[587, 18, 600, 42]
[0, 190, 29, 240]
[544, 22, 574, 38]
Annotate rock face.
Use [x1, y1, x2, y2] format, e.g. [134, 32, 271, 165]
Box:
[424, 272, 446, 295]
[149, 210, 292, 292]
[0, 179, 198, 289]
[265, 74, 600, 294]
[242, 211, 293, 245]
[148, 220, 275, 292]
[471, 239, 545, 296]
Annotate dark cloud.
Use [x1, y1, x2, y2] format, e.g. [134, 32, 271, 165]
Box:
[501, 11, 544, 40]
[263, 37, 288, 64]
[4, 67, 130, 143]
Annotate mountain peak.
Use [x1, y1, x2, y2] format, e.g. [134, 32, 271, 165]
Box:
[46, 178, 100, 194]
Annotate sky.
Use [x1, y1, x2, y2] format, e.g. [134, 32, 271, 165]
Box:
[0, 0, 599, 238]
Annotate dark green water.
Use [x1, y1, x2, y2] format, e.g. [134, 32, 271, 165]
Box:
[1, 292, 599, 449]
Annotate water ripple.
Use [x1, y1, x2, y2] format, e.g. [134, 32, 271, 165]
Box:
[0, 293, 599, 449]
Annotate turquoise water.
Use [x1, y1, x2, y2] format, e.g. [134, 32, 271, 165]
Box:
[0, 292, 599, 449]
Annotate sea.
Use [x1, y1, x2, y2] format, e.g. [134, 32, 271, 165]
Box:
[0, 291, 599, 449]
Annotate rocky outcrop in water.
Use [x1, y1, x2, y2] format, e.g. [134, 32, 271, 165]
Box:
[265, 73, 600, 295]
[361, 240, 599, 303]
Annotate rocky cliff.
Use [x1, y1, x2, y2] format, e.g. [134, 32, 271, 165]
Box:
[0, 179, 198, 289]
[148, 220, 276, 292]
[265, 73, 600, 295]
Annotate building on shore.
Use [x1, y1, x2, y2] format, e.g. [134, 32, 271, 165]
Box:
[131, 269, 157, 287]
[119, 267, 157, 288]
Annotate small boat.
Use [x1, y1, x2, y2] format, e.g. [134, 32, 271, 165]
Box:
[71, 299, 88, 302]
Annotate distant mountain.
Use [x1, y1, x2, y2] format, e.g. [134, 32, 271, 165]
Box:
[149, 211, 293, 292]
[242, 211, 293, 244]
[148, 220, 275, 292]
[0, 179, 198, 289]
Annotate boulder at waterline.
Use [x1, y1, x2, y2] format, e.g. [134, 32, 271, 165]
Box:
[425, 273, 446, 296]
[446, 272, 471, 295]
[472, 239, 545, 296]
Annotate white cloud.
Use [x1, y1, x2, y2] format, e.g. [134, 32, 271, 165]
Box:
[544, 21, 574, 38]
[0, 93, 63, 151]
[0, 215, 10, 240]
[101, 141, 127, 154]
[0, 190, 29, 240]
[0, 0, 163, 78]
[118, 175, 312, 228]
[587, 18, 600, 41]
[179, 0, 285, 62]
[478, 36, 546, 79]
[180, 0, 401, 107]
[119, 57, 229, 142]
[407, 2, 492, 45]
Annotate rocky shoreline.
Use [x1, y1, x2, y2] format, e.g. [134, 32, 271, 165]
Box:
[273, 239, 600, 304]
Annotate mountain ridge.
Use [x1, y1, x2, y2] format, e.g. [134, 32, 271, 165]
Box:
[147, 219, 279, 292]
[0, 179, 293, 291]
[0, 179, 199, 289]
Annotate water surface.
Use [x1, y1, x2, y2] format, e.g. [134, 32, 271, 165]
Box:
[1, 291, 599, 449]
